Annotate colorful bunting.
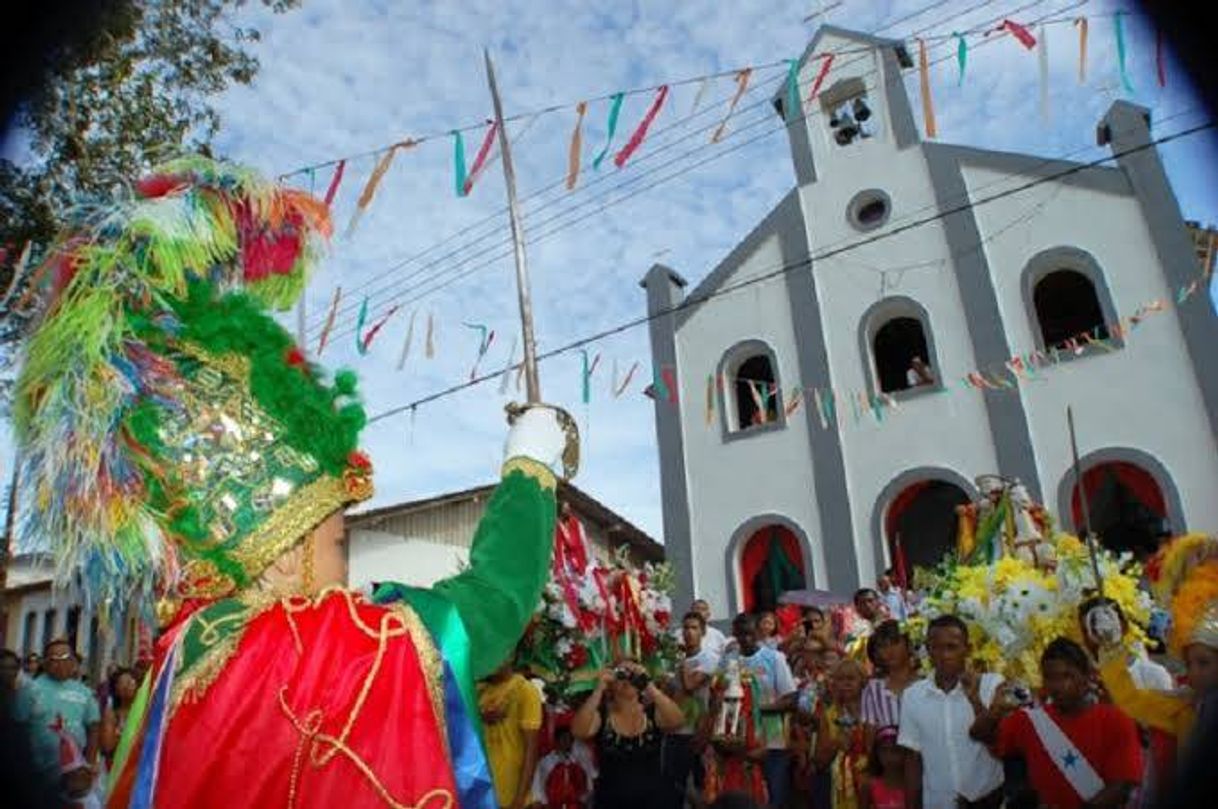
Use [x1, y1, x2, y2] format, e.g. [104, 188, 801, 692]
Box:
[425, 311, 436, 359]
[784, 387, 803, 417]
[1075, 17, 1089, 84]
[615, 85, 669, 168]
[1038, 24, 1050, 123]
[652, 363, 670, 402]
[317, 285, 342, 356]
[346, 143, 409, 237]
[1115, 12, 1135, 94]
[995, 19, 1037, 50]
[690, 77, 711, 116]
[464, 322, 494, 379]
[593, 92, 626, 170]
[567, 102, 587, 191]
[360, 304, 400, 355]
[784, 59, 800, 123]
[954, 32, 967, 85]
[661, 367, 678, 403]
[806, 54, 834, 104]
[581, 349, 593, 404]
[917, 39, 937, 139]
[712, 68, 752, 144]
[747, 380, 767, 424]
[451, 130, 467, 196]
[812, 389, 828, 429]
[323, 159, 346, 206]
[615, 361, 639, 398]
[462, 121, 500, 196]
[705, 374, 715, 425]
[396, 310, 417, 370]
[354, 297, 370, 355]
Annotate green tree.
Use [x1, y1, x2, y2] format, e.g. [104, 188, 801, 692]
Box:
[0, 0, 299, 403]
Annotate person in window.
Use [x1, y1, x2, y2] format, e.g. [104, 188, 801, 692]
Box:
[572, 660, 685, 809]
[904, 358, 934, 390]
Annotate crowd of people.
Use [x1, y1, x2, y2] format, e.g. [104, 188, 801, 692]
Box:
[475, 572, 1215, 809]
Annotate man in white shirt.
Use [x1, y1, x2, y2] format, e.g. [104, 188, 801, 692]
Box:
[898, 615, 1005, 809]
[692, 599, 729, 657]
[664, 611, 721, 806]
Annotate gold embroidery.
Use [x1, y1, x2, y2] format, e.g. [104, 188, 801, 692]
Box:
[227, 475, 350, 578]
[501, 456, 557, 491]
[385, 602, 451, 762]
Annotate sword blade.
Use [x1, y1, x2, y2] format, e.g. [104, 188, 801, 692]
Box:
[1068, 405, 1105, 596]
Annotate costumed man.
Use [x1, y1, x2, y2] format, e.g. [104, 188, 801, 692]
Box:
[1085, 534, 1218, 759]
[12, 158, 579, 809]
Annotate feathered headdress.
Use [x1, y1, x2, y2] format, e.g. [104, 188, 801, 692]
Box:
[1146, 533, 1218, 656]
[14, 157, 372, 618]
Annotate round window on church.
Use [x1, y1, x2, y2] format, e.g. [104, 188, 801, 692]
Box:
[847, 189, 892, 232]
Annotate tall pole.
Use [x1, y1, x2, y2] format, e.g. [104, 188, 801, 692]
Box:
[485, 49, 541, 404]
[1067, 406, 1105, 596]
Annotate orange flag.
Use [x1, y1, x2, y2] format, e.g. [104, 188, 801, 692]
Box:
[711, 68, 752, 144]
[918, 39, 937, 139]
[567, 102, 588, 190]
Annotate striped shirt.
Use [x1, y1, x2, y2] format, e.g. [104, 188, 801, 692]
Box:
[860, 677, 903, 729]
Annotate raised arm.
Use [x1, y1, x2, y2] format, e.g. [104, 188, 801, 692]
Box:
[1097, 650, 1191, 736]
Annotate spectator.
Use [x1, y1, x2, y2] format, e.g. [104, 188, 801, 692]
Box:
[100, 668, 139, 766]
[667, 610, 721, 809]
[802, 606, 835, 648]
[24, 652, 42, 680]
[572, 660, 685, 809]
[33, 639, 101, 775]
[479, 660, 544, 809]
[1, 649, 58, 809]
[860, 726, 908, 809]
[862, 622, 920, 736]
[693, 599, 730, 657]
[897, 615, 1004, 809]
[532, 725, 596, 809]
[986, 638, 1142, 809]
[843, 590, 883, 669]
[721, 613, 798, 809]
[814, 658, 868, 809]
[757, 611, 780, 651]
[877, 573, 908, 622]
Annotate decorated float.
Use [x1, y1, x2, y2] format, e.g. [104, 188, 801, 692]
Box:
[516, 506, 681, 704]
[911, 474, 1154, 685]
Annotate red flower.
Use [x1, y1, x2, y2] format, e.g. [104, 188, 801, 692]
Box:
[347, 451, 372, 470]
[285, 347, 306, 367]
[564, 645, 588, 669]
[654, 610, 671, 628]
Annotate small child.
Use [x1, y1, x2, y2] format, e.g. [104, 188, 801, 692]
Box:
[859, 726, 906, 809]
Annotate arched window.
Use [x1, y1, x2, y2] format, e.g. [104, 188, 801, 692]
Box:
[41, 609, 56, 651]
[1033, 271, 1108, 349]
[859, 297, 940, 397]
[1023, 247, 1122, 357]
[1068, 461, 1172, 557]
[718, 341, 784, 436]
[22, 612, 37, 656]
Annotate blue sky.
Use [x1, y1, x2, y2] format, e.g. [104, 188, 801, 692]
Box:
[3, 0, 1216, 541]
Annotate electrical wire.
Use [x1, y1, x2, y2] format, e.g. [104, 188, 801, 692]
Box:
[363, 120, 1215, 425]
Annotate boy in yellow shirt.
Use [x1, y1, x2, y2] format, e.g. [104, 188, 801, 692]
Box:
[480, 662, 544, 809]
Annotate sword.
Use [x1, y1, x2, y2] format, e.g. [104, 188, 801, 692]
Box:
[1067, 406, 1105, 597]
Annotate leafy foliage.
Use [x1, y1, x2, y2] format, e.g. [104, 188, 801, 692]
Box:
[0, 0, 300, 398]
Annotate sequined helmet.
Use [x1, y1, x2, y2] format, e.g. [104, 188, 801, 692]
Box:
[14, 158, 372, 618]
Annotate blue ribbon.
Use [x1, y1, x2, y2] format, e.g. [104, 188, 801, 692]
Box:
[130, 644, 177, 809]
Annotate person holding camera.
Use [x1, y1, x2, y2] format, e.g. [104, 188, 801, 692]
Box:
[572, 660, 685, 809]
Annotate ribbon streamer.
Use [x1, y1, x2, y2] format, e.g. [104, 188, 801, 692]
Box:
[581, 350, 592, 404]
[690, 77, 711, 115]
[323, 159, 346, 206]
[996, 19, 1037, 49]
[784, 59, 800, 122]
[1115, 12, 1135, 94]
[747, 380, 767, 424]
[1038, 24, 1050, 123]
[705, 375, 715, 425]
[461, 121, 499, 196]
[451, 130, 467, 196]
[785, 387, 803, 417]
[812, 389, 828, 429]
[498, 337, 518, 395]
[917, 39, 937, 139]
[954, 32, 967, 85]
[806, 54, 834, 104]
[1155, 26, 1166, 88]
[652, 364, 670, 402]
[360, 304, 400, 355]
[354, 297, 370, 356]
[711, 68, 752, 143]
[615, 85, 669, 168]
[1075, 17, 1089, 84]
[425, 312, 436, 359]
[615, 361, 639, 398]
[661, 367, 678, 403]
[593, 92, 625, 170]
[317, 285, 342, 356]
[346, 143, 408, 237]
[566, 102, 587, 191]
[396, 310, 417, 370]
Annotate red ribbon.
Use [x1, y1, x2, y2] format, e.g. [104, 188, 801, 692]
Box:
[806, 53, 835, 104]
[360, 305, 400, 352]
[462, 121, 500, 196]
[996, 19, 1037, 49]
[1156, 27, 1167, 87]
[615, 85, 669, 168]
[323, 159, 346, 206]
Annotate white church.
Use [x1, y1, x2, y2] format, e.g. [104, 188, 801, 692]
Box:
[641, 26, 1218, 618]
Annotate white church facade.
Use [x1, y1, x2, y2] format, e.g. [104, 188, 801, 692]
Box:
[642, 27, 1218, 619]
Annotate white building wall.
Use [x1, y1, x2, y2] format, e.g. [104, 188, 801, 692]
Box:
[676, 231, 826, 619]
[348, 528, 470, 590]
[966, 165, 1218, 530]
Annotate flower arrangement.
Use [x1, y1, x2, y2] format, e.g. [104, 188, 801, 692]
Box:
[518, 537, 680, 704]
[913, 533, 1153, 686]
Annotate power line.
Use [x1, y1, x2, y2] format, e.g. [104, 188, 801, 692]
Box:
[304, 0, 1052, 329]
[322, 0, 1091, 341]
[365, 121, 1214, 425]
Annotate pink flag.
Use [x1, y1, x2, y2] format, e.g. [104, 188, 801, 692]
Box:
[614, 86, 669, 168]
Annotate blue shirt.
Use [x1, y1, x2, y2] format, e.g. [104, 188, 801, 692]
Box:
[719, 646, 796, 749]
[33, 676, 101, 752]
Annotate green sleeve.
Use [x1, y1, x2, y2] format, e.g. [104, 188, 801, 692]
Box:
[432, 458, 557, 680]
